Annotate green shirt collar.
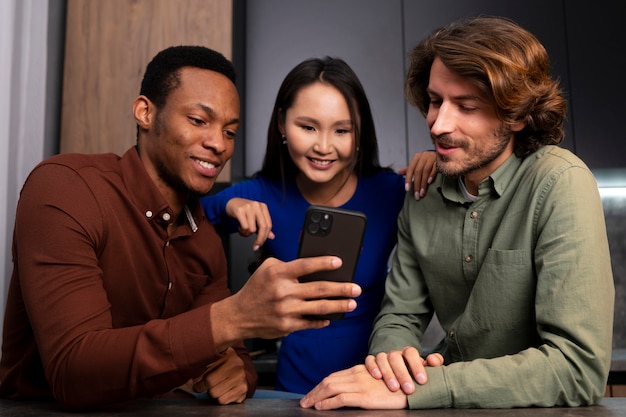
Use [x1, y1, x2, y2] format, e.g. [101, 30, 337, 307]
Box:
[439, 152, 523, 204]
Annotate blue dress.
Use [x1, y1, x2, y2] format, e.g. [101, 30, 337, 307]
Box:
[201, 171, 406, 394]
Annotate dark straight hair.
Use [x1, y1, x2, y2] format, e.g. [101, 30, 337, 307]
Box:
[259, 57, 388, 183]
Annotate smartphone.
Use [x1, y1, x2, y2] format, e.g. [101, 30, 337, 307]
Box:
[297, 205, 367, 320]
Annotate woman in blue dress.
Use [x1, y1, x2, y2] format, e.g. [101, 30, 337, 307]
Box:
[201, 57, 436, 394]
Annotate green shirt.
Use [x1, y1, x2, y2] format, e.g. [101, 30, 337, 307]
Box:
[370, 146, 614, 408]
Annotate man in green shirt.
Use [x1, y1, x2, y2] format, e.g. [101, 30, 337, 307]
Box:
[300, 15, 614, 410]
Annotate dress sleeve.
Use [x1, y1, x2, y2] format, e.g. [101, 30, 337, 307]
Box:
[200, 177, 266, 235]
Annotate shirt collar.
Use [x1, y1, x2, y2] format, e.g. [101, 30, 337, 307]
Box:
[489, 152, 523, 197]
[439, 153, 523, 205]
[119, 146, 204, 233]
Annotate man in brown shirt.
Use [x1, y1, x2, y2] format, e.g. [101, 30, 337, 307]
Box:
[0, 46, 361, 410]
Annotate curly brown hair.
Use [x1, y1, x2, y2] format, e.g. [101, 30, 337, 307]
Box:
[405, 15, 567, 157]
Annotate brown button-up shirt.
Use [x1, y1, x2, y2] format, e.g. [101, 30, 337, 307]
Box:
[0, 147, 256, 408]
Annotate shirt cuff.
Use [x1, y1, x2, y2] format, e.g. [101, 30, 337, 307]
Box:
[407, 366, 451, 409]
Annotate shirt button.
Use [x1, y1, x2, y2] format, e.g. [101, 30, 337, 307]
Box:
[145, 210, 153, 218]
[162, 212, 171, 222]
[449, 329, 455, 338]
[470, 211, 478, 219]
[168, 282, 172, 290]
[464, 254, 473, 263]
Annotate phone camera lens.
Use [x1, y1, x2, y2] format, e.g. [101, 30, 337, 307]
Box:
[320, 215, 331, 231]
[310, 212, 322, 223]
[307, 210, 332, 236]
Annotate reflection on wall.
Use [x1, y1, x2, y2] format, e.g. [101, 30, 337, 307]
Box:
[595, 169, 626, 349]
[604, 196, 626, 348]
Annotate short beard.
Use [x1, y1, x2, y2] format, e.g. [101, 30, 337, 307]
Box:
[434, 124, 512, 178]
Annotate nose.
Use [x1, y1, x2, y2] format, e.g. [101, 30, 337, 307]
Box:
[202, 127, 227, 154]
[312, 131, 332, 154]
[428, 102, 455, 137]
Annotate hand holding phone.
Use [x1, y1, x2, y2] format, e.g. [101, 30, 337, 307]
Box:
[297, 205, 367, 320]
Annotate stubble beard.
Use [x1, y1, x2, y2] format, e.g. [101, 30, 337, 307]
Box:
[434, 125, 512, 178]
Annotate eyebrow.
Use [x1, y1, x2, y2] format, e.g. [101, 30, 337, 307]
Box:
[295, 116, 353, 126]
[197, 103, 240, 126]
[426, 87, 483, 102]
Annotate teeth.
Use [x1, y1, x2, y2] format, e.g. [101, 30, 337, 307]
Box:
[195, 159, 216, 169]
[311, 159, 331, 166]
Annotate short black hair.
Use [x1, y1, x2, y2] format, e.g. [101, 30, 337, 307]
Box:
[139, 45, 236, 109]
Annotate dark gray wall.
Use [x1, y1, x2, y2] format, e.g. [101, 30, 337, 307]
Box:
[239, 0, 625, 176]
[563, 2, 625, 169]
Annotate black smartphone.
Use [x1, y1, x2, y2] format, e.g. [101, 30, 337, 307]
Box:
[297, 205, 367, 320]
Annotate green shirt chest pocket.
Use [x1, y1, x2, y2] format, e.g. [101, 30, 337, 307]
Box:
[465, 248, 534, 330]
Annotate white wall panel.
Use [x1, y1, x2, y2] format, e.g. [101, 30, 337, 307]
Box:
[1, 0, 50, 328]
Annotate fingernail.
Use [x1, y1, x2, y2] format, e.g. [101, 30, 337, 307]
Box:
[351, 285, 361, 296]
[348, 300, 357, 310]
[252, 245, 260, 251]
[389, 379, 399, 390]
[417, 372, 427, 384]
[428, 176, 433, 184]
[414, 191, 420, 201]
[300, 398, 309, 407]
[403, 382, 414, 392]
[419, 188, 426, 197]
[405, 183, 410, 192]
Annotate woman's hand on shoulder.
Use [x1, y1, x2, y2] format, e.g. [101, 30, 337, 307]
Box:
[398, 151, 437, 200]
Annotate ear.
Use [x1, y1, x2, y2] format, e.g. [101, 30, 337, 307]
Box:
[133, 96, 154, 130]
[277, 108, 286, 136]
[510, 120, 526, 132]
